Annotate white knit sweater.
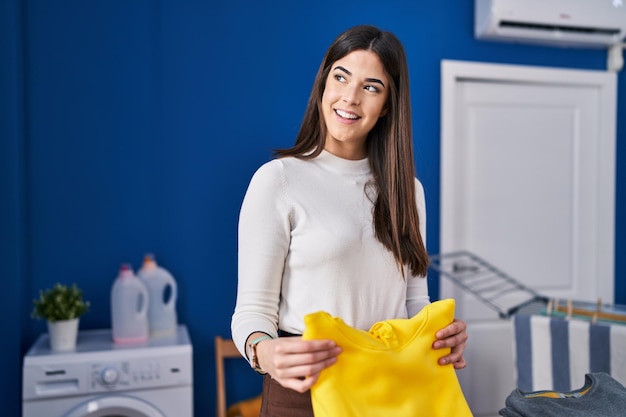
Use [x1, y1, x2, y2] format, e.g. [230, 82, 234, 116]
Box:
[231, 150, 430, 357]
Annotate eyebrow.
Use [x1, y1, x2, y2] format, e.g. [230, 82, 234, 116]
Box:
[334, 65, 386, 88]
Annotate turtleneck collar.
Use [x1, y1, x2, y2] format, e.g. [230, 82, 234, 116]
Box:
[315, 149, 371, 176]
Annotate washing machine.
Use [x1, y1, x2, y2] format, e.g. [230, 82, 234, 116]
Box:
[22, 325, 193, 417]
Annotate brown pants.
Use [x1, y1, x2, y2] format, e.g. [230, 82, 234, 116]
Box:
[259, 374, 314, 417]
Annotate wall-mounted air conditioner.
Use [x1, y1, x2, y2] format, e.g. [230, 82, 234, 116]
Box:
[475, 0, 626, 48]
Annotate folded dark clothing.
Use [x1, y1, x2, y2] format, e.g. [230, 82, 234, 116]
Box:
[499, 372, 626, 417]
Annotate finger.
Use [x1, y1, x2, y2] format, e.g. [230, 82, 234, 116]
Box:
[434, 325, 468, 350]
[438, 352, 463, 365]
[435, 319, 466, 340]
[277, 373, 320, 393]
[273, 353, 339, 380]
[275, 338, 338, 355]
[437, 342, 467, 365]
[274, 345, 342, 370]
[453, 357, 467, 369]
[433, 332, 467, 350]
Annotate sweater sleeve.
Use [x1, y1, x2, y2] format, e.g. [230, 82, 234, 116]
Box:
[406, 178, 431, 318]
[231, 160, 290, 358]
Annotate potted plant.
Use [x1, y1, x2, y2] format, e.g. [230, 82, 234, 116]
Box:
[32, 283, 90, 351]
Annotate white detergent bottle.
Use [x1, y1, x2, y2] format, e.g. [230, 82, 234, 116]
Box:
[137, 254, 178, 337]
[111, 263, 149, 344]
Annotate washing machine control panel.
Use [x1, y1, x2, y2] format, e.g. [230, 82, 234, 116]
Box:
[92, 360, 162, 391]
[100, 366, 119, 384]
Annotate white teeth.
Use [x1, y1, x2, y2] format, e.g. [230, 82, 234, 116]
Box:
[335, 109, 359, 119]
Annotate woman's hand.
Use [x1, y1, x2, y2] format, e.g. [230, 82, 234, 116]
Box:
[255, 336, 341, 393]
[433, 318, 468, 369]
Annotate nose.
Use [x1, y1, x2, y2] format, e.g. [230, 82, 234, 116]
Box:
[342, 85, 360, 105]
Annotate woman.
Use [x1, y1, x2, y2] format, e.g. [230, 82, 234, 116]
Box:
[231, 25, 468, 416]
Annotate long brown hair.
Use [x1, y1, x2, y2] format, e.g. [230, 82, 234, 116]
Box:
[275, 25, 429, 277]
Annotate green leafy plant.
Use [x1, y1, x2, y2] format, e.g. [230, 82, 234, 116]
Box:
[31, 283, 90, 322]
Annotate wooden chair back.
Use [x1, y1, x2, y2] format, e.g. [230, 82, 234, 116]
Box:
[215, 336, 243, 417]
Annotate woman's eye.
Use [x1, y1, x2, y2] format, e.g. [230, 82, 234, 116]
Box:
[335, 74, 346, 82]
[364, 85, 379, 93]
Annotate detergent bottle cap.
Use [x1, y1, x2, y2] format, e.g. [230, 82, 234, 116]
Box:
[142, 253, 158, 270]
[118, 263, 134, 278]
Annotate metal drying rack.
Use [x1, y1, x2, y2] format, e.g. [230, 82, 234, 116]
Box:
[429, 250, 626, 325]
[429, 251, 549, 319]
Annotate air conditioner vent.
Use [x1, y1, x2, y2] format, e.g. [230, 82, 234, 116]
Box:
[475, 0, 626, 48]
[499, 21, 621, 37]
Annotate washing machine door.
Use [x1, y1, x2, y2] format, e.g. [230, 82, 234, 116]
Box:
[63, 395, 166, 417]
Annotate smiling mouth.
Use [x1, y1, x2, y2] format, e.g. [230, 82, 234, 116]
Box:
[334, 109, 360, 120]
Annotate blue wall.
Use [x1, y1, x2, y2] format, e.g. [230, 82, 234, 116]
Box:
[2, 1, 624, 416]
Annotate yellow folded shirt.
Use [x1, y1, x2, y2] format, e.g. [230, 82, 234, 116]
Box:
[303, 299, 473, 417]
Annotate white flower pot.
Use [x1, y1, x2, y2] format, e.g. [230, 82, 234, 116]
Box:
[47, 318, 79, 352]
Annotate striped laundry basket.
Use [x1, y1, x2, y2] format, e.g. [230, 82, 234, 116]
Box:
[513, 314, 626, 392]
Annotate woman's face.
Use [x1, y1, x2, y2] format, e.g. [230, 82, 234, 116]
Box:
[321, 50, 389, 160]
